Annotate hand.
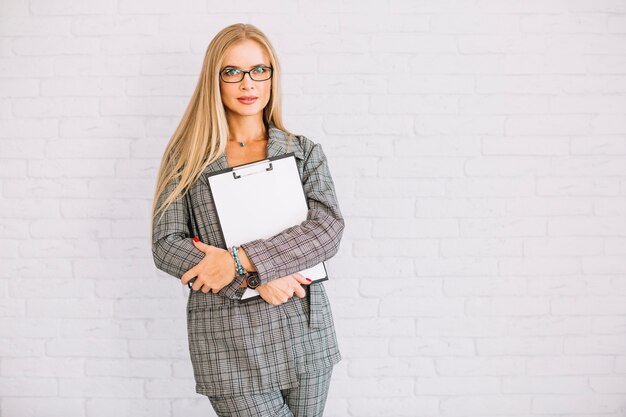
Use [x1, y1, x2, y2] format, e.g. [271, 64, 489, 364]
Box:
[181, 238, 236, 294]
[256, 273, 312, 306]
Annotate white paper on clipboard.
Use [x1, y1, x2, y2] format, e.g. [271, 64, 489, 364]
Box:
[206, 153, 328, 301]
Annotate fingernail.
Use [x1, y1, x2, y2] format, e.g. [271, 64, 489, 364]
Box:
[193, 237, 199, 242]
[306, 278, 312, 282]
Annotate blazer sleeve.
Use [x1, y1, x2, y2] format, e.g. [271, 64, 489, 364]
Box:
[239, 141, 345, 285]
[151, 177, 245, 300]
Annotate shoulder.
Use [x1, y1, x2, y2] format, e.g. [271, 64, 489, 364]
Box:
[269, 124, 325, 162]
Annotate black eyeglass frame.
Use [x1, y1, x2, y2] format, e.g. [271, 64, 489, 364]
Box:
[219, 65, 273, 83]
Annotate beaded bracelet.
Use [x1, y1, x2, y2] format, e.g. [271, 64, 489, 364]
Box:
[230, 246, 245, 276]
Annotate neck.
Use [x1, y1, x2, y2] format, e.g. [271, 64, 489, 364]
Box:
[225, 114, 267, 145]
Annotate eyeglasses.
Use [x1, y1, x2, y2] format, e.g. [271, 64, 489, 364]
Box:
[219, 65, 273, 83]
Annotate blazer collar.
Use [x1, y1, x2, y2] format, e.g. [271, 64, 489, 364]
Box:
[202, 123, 304, 176]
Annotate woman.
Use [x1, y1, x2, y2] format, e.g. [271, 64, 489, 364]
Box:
[151, 23, 344, 416]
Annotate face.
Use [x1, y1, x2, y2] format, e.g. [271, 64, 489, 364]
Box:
[219, 39, 272, 121]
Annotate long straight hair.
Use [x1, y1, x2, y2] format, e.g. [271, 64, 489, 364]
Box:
[151, 23, 294, 235]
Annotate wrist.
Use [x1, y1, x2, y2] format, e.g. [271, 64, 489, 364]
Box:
[230, 246, 246, 276]
[237, 247, 256, 272]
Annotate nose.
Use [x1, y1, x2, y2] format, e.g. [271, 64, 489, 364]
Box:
[240, 72, 255, 89]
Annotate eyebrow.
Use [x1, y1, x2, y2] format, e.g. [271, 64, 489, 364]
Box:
[221, 63, 268, 70]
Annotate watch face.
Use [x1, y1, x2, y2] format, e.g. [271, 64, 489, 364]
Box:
[247, 273, 260, 288]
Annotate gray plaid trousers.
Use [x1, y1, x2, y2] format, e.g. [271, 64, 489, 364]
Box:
[208, 366, 333, 417]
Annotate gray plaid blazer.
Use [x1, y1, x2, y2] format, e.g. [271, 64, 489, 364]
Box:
[152, 124, 344, 397]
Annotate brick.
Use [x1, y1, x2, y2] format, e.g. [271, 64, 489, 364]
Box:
[119, 0, 205, 14]
[1, 398, 84, 417]
[441, 394, 530, 415]
[59, 377, 143, 398]
[1, 259, 72, 278]
[337, 337, 388, 359]
[537, 178, 620, 196]
[29, 219, 111, 238]
[27, 299, 113, 319]
[114, 299, 186, 319]
[528, 355, 613, 375]
[477, 336, 562, 355]
[441, 238, 521, 257]
[129, 338, 189, 359]
[437, 356, 526, 376]
[0, 318, 59, 338]
[466, 296, 550, 316]
[60, 117, 143, 138]
[0, 338, 46, 357]
[10, 278, 94, 297]
[360, 276, 441, 298]
[281, 34, 369, 54]
[335, 318, 416, 337]
[503, 375, 588, 393]
[372, 218, 458, 238]
[60, 319, 147, 339]
[531, 394, 623, 414]
[41, 77, 126, 97]
[85, 358, 170, 378]
[72, 16, 158, 36]
[356, 178, 442, 199]
[87, 399, 171, 417]
[380, 296, 464, 317]
[0, 377, 58, 396]
[3, 179, 89, 198]
[415, 115, 506, 135]
[12, 37, 99, 55]
[28, 159, 115, 178]
[145, 378, 196, 398]
[1, 358, 83, 377]
[0, 198, 60, 218]
[390, 336, 474, 357]
[60, 199, 148, 219]
[349, 357, 435, 377]
[0, 78, 39, 97]
[418, 376, 500, 394]
[461, 217, 546, 237]
[0, 160, 26, 178]
[145, 319, 187, 339]
[589, 376, 626, 393]
[332, 377, 414, 397]
[348, 397, 439, 417]
[96, 278, 175, 298]
[418, 316, 592, 337]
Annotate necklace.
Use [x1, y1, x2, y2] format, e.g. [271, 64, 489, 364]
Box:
[231, 132, 268, 147]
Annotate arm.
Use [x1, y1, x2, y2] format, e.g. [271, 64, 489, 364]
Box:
[151, 177, 245, 300]
[239, 141, 345, 285]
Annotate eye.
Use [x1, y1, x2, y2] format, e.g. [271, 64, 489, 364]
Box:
[223, 68, 241, 76]
[252, 66, 267, 73]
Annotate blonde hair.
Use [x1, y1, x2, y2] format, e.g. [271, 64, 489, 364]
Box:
[151, 23, 294, 234]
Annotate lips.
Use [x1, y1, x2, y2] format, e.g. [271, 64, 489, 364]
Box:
[238, 96, 258, 104]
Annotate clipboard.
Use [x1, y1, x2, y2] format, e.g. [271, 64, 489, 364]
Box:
[206, 152, 328, 301]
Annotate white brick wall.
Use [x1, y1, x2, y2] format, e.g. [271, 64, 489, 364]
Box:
[1, 0, 626, 416]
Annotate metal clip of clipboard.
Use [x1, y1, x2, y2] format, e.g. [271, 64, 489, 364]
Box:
[232, 159, 273, 179]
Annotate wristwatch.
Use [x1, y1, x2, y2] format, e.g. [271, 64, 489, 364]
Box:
[246, 272, 261, 289]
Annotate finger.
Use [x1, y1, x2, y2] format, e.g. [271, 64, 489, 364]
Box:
[181, 266, 199, 285]
[201, 284, 211, 294]
[192, 278, 205, 292]
[192, 238, 210, 253]
[292, 273, 313, 285]
[293, 285, 306, 298]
